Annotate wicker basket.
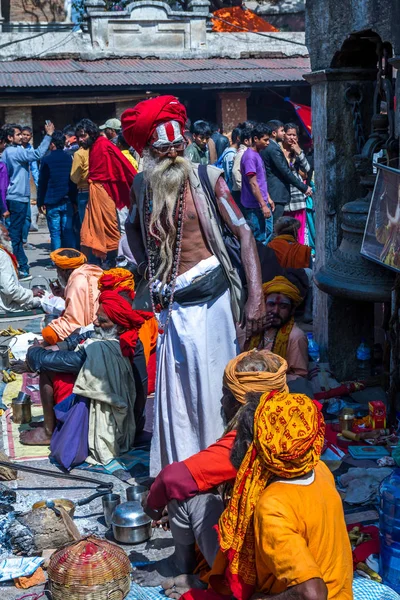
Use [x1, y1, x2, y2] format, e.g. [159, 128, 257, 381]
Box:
[47, 536, 131, 600]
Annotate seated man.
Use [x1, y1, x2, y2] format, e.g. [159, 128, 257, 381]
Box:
[0, 224, 44, 313]
[15, 289, 148, 467]
[134, 349, 289, 589]
[268, 216, 312, 269]
[182, 392, 353, 600]
[41, 248, 103, 344]
[248, 276, 308, 382]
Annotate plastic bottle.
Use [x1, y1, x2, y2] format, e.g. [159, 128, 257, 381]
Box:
[356, 339, 371, 380]
[307, 333, 320, 363]
[379, 470, 400, 592]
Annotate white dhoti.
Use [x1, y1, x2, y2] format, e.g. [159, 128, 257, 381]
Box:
[150, 255, 239, 476]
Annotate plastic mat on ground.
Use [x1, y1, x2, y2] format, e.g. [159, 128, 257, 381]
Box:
[127, 582, 164, 600]
[353, 576, 400, 599]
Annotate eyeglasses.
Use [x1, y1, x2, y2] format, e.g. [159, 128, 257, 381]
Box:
[150, 140, 187, 155]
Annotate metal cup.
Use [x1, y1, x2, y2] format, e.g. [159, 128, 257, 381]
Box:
[102, 493, 121, 527]
[126, 484, 148, 504]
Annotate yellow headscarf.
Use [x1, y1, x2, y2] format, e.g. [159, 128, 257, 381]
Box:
[262, 275, 303, 306]
[248, 276, 303, 358]
[218, 391, 325, 599]
[223, 350, 288, 405]
[98, 268, 135, 298]
[50, 249, 87, 270]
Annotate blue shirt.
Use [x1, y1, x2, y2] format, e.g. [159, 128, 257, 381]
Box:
[1, 135, 51, 202]
[37, 149, 77, 207]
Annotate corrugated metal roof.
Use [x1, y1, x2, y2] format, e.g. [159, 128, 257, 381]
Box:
[0, 57, 310, 88]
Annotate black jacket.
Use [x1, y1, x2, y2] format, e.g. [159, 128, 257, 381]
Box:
[26, 331, 148, 420]
[261, 140, 308, 206]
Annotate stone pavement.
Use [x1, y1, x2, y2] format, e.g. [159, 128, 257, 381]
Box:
[0, 222, 172, 599]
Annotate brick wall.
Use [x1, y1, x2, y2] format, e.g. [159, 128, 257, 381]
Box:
[9, 0, 66, 23]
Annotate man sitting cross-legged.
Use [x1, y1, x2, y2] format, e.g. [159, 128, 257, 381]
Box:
[133, 349, 289, 591]
[247, 275, 308, 383]
[13, 289, 149, 468]
[181, 391, 353, 600]
[41, 248, 103, 345]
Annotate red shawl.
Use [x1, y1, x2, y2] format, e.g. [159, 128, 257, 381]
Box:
[88, 136, 136, 210]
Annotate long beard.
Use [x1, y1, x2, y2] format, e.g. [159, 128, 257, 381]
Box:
[93, 325, 119, 340]
[0, 237, 13, 254]
[143, 151, 191, 286]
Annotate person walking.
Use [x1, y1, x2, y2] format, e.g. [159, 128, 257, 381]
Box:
[1, 121, 54, 280]
[20, 126, 40, 246]
[37, 130, 78, 253]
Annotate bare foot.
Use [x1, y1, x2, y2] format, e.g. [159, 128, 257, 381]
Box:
[20, 427, 52, 446]
[162, 574, 207, 599]
[132, 556, 182, 587]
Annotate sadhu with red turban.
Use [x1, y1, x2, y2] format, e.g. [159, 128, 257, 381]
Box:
[121, 95, 187, 156]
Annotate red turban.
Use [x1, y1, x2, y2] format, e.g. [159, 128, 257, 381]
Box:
[99, 290, 152, 360]
[121, 95, 187, 157]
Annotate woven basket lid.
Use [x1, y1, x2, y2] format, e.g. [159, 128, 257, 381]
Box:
[48, 536, 131, 587]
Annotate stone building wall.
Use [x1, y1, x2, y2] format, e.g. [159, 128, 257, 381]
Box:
[5, 0, 66, 23]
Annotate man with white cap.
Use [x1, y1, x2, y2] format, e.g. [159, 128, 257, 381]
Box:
[99, 118, 121, 145]
[122, 95, 266, 477]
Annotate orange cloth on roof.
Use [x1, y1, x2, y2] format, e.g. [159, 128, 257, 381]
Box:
[81, 181, 121, 260]
[268, 234, 311, 269]
[212, 7, 278, 33]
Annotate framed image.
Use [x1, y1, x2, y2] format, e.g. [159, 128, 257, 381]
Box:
[361, 163, 400, 273]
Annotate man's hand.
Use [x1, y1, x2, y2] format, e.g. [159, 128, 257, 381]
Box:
[305, 186, 313, 197]
[261, 204, 271, 219]
[45, 345, 59, 352]
[152, 507, 170, 531]
[243, 293, 267, 339]
[268, 196, 275, 212]
[2, 211, 10, 219]
[32, 287, 45, 298]
[38, 206, 46, 215]
[44, 121, 55, 136]
[10, 360, 31, 374]
[50, 281, 64, 298]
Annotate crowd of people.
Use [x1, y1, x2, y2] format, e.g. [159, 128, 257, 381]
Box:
[0, 96, 352, 599]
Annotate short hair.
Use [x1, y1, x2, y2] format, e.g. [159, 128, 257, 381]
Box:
[21, 125, 32, 134]
[51, 130, 66, 150]
[75, 118, 100, 140]
[57, 249, 82, 258]
[240, 127, 253, 144]
[237, 120, 256, 129]
[209, 122, 220, 134]
[236, 350, 282, 374]
[284, 122, 299, 135]
[231, 127, 241, 145]
[4, 123, 22, 139]
[192, 120, 211, 137]
[266, 119, 284, 133]
[251, 123, 272, 142]
[0, 128, 8, 144]
[117, 133, 130, 149]
[63, 125, 76, 137]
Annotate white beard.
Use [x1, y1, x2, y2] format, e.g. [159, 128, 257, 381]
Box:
[93, 325, 119, 340]
[0, 236, 13, 254]
[142, 150, 191, 286]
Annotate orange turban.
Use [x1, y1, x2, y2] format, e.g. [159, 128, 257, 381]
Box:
[121, 95, 187, 157]
[98, 268, 135, 299]
[223, 350, 288, 404]
[50, 249, 87, 270]
[262, 275, 303, 306]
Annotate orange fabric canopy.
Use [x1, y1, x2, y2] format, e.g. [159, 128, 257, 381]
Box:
[212, 7, 278, 33]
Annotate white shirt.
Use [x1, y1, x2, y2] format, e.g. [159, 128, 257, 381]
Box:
[0, 249, 41, 313]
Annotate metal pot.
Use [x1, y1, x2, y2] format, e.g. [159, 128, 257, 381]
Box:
[111, 501, 152, 544]
[12, 392, 32, 424]
[126, 484, 148, 504]
[0, 335, 16, 370]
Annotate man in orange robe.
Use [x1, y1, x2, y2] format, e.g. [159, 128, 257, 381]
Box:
[75, 118, 136, 265]
[268, 216, 311, 269]
[41, 248, 103, 345]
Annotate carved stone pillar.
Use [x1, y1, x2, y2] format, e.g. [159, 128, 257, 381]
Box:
[305, 68, 394, 379]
